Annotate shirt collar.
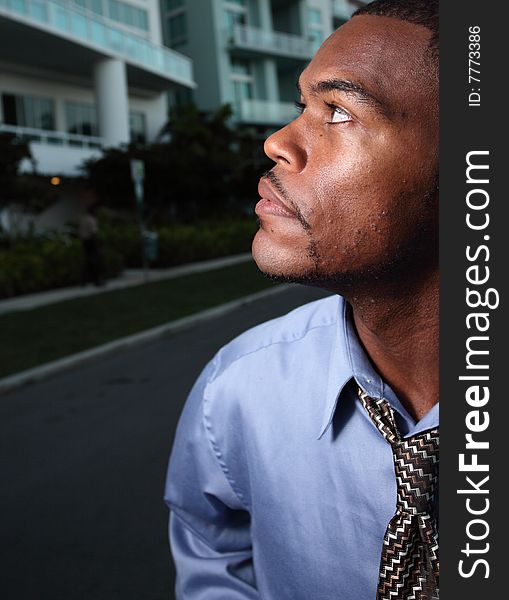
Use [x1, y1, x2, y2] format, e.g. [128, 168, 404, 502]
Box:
[317, 298, 354, 439]
[318, 299, 438, 439]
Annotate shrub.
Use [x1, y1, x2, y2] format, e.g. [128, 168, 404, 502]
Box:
[0, 220, 257, 298]
[99, 219, 257, 268]
[0, 235, 123, 298]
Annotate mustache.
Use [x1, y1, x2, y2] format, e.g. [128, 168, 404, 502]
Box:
[261, 170, 310, 230]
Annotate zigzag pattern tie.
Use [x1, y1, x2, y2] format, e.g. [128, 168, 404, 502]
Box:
[358, 388, 439, 600]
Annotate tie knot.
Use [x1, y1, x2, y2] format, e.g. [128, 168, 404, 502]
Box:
[358, 388, 439, 515]
[357, 389, 399, 445]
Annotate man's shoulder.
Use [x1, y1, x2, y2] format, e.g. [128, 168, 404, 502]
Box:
[209, 293, 343, 383]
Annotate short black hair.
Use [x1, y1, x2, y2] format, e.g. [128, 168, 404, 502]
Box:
[353, 0, 439, 58]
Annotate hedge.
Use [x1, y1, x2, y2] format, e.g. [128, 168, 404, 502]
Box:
[0, 235, 123, 298]
[102, 220, 257, 268]
[0, 220, 258, 298]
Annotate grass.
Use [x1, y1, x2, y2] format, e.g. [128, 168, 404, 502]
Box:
[0, 261, 276, 378]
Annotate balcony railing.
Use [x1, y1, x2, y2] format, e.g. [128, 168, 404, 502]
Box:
[0, 0, 194, 87]
[332, 0, 355, 21]
[238, 99, 297, 126]
[231, 24, 313, 60]
[0, 123, 104, 149]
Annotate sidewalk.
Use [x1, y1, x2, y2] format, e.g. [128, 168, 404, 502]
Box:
[0, 253, 252, 315]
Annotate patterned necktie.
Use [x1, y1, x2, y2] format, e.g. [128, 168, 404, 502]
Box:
[358, 388, 439, 600]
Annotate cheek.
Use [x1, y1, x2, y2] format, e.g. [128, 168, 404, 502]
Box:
[294, 130, 436, 256]
[299, 164, 424, 268]
[302, 153, 389, 235]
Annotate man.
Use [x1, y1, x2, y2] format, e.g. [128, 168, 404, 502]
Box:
[165, 0, 439, 598]
[79, 204, 104, 287]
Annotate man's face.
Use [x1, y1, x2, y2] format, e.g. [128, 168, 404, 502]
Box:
[252, 15, 439, 288]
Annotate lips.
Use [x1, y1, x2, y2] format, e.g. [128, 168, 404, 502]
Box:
[256, 178, 297, 219]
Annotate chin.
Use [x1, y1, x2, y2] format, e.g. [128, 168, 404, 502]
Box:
[251, 229, 316, 282]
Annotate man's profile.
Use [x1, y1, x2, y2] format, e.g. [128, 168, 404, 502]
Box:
[165, 1, 439, 598]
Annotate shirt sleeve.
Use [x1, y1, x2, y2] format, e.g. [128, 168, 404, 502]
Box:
[164, 359, 259, 599]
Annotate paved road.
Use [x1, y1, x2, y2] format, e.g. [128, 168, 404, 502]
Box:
[0, 285, 329, 600]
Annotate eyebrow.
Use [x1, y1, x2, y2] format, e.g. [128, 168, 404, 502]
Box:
[297, 78, 390, 117]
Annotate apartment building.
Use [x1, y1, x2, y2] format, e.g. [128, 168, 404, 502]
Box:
[160, 0, 360, 130]
[0, 0, 195, 175]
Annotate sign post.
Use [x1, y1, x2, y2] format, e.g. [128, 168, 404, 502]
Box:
[130, 159, 148, 282]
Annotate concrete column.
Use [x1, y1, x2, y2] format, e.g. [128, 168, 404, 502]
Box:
[93, 58, 130, 146]
[258, 0, 273, 30]
[54, 97, 67, 134]
[262, 59, 279, 102]
[296, 0, 307, 37]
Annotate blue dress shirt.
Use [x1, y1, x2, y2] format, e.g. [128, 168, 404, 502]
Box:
[165, 294, 439, 599]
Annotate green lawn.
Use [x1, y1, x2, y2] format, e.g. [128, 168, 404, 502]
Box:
[1, 261, 276, 378]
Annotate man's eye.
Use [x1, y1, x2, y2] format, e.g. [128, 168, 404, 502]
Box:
[295, 101, 306, 115]
[328, 104, 351, 124]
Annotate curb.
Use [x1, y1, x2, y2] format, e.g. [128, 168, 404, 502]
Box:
[0, 284, 292, 396]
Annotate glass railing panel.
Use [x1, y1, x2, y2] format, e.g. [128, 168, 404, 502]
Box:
[90, 20, 107, 45]
[70, 12, 88, 39]
[54, 4, 68, 32]
[239, 99, 297, 125]
[11, 0, 27, 14]
[0, 123, 104, 148]
[47, 136, 64, 145]
[29, 0, 48, 20]
[232, 24, 312, 58]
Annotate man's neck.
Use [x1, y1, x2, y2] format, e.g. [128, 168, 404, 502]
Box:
[345, 268, 439, 422]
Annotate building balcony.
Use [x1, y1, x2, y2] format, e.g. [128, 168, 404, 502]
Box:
[0, 0, 195, 89]
[0, 123, 103, 175]
[230, 24, 313, 61]
[237, 99, 297, 127]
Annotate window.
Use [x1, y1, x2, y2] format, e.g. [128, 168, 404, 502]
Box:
[69, 1, 149, 32]
[308, 29, 323, 52]
[163, 0, 187, 47]
[165, 11, 187, 46]
[224, 9, 247, 32]
[65, 101, 98, 137]
[129, 111, 146, 143]
[1, 93, 55, 130]
[90, 0, 103, 15]
[164, 0, 184, 10]
[231, 58, 251, 76]
[173, 87, 194, 108]
[107, 0, 120, 20]
[224, 0, 247, 34]
[230, 59, 253, 115]
[308, 8, 322, 26]
[105, 0, 149, 32]
[168, 12, 187, 40]
[232, 80, 253, 112]
[71, 0, 102, 15]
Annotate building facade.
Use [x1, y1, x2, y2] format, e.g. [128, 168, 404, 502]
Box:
[160, 0, 360, 130]
[0, 0, 195, 175]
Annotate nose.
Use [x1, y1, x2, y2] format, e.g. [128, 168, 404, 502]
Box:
[263, 122, 307, 173]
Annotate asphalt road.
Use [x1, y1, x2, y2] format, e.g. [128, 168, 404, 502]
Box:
[0, 284, 329, 600]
